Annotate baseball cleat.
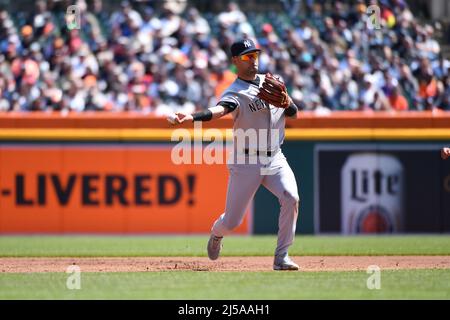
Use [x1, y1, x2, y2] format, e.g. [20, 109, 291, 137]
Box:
[273, 254, 299, 271]
[207, 235, 223, 260]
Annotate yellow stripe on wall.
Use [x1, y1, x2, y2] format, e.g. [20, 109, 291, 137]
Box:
[0, 128, 450, 141]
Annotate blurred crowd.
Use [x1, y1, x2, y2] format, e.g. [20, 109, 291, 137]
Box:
[0, 0, 449, 114]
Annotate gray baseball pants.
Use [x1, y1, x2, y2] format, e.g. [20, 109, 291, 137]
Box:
[211, 150, 300, 257]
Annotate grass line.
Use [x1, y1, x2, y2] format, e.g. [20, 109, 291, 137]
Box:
[1, 235, 450, 257]
[1, 269, 449, 299]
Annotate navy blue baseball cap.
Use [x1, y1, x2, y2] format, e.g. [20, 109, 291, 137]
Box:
[230, 39, 261, 57]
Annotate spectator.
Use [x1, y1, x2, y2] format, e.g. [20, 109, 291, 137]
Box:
[389, 85, 409, 111]
[185, 7, 210, 44]
[334, 75, 359, 110]
[436, 75, 450, 110]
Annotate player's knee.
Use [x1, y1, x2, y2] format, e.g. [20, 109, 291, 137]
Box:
[222, 216, 242, 231]
[281, 190, 300, 207]
[225, 219, 242, 231]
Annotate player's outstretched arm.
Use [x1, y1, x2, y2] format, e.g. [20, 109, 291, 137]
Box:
[167, 105, 229, 125]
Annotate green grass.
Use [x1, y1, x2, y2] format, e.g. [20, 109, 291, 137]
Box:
[1, 235, 450, 257]
[1, 269, 449, 299]
[1, 236, 449, 300]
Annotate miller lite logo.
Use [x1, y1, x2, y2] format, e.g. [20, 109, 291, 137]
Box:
[243, 40, 251, 48]
[341, 153, 404, 234]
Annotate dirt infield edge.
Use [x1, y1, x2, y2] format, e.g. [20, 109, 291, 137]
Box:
[1, 256, 450, 273]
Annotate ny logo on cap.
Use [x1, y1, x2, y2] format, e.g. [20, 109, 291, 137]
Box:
[244, 40, 251, 48]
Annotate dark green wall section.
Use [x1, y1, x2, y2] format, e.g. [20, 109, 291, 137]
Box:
[253, 141, 315, 234]
[252, 139, 450, 235]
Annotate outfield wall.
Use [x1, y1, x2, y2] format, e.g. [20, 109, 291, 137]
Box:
[255, 140, 450, 235]
[0, 112, 449, 234]
[0, 144, 251, 234]
[1, 111, 450, 129]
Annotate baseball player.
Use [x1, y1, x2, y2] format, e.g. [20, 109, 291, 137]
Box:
[442, 148, 450, 160]
[167, 39, 300, 270]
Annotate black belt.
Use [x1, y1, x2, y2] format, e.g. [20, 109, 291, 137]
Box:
[244, 149, 276, 157]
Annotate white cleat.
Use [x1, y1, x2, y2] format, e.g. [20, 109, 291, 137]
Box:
[273, 254, 299, 271]
[207, 235, 223, 260]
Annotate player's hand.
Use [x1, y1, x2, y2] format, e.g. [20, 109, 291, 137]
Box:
[167, 112, 193, 125]
[441, 147, 450, 160]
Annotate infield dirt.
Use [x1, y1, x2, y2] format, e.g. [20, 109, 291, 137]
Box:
[1, 256, 450, 273]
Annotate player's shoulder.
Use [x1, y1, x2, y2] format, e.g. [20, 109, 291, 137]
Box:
[219, 82, 240, 103]
[221, 83, 238, 96]
[219, 78, 250, 105]
[222, 78, 244, 95]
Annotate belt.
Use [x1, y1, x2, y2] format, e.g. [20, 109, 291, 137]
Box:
[244, 148, 276, 157]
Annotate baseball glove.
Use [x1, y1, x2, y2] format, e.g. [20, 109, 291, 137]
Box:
[257, 73, 290, 109]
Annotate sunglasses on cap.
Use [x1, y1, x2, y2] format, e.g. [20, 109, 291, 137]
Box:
[239, 52, 260, 61]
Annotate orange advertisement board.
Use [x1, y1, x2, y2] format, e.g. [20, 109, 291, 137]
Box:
[0, 145, 251, 234]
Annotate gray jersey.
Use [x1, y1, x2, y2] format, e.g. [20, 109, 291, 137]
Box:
[219, 74, 286, 152]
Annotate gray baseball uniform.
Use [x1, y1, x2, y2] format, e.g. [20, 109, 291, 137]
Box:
[211, 74, 300, 257]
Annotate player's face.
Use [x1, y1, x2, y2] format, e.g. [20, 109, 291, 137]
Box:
[234, 51, 259, 75]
